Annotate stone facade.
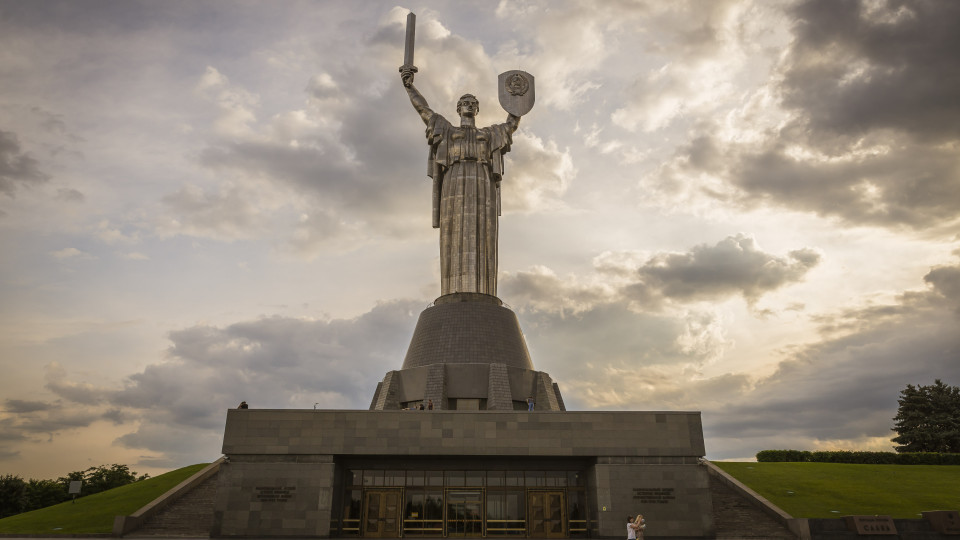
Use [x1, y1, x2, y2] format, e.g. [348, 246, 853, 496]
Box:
[212, 455, 334, 537]
[212, 409, 714, 538]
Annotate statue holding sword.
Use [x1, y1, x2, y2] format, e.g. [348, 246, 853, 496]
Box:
[399, 12, 535, 298]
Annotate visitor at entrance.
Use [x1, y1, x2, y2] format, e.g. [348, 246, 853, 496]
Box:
[527, 396, 535, 411]
[633, 514, 646, 538]
[427, 399, 434, 410]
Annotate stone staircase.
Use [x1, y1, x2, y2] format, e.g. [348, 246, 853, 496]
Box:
[127, 472, 218, 537]
[710, 471, 797, 538]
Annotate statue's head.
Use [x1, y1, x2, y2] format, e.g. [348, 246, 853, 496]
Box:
[457, 94, 479, 117]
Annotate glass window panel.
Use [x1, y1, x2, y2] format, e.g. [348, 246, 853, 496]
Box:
[426, 471, 444, 486]
[487, 492, 504, 520]
[362, 470, 376, 486]
[405, 491, 423, 518]
[424, 491, 443, 520]
[465, 470, 484, 486]
[406, 470, 425, 486]
[385, 470, 404, 487]
[568, 489, 588, 536]
[567, 490, 584, 521]
[445, 470, 465, 486]
[546, 471, 566, 487]
[487, 490, 526, 536]
[568, 471, 583, 486]
[525, 471, 545, 486]
[404, 491, 428, 534]
[508, 491, 525, 519]
[505, 471, 523, 486]
[487, 470, 505, 487]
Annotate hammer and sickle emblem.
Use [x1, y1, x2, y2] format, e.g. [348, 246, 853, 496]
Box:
[505, 73, 529, 96]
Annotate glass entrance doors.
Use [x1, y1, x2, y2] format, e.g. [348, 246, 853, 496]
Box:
[527, 491, 565, 538]
[445, 490, 484, 537]
[364, 490, 401, 537]
[341, 467, 588, 537]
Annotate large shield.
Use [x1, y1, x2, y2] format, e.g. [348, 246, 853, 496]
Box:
[498, 70, 535, 116]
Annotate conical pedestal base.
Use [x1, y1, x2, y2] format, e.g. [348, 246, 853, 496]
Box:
[370, 293, 565, 411]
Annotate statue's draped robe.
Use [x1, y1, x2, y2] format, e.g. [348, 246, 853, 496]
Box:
[425, 112, 514, 296]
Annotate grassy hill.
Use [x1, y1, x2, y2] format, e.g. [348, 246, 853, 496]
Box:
[0, 463, 208, 534]
[715, 462, 960, 518]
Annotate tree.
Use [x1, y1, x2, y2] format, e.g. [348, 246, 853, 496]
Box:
[0, 474, 26, 518]
[892, 379, 960, 453]
[55, 464, 146, 498]
[24, 479, 68, 511]
[0, 464, 147, 519]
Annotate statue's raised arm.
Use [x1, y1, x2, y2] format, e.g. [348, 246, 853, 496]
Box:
[400, 68, 434, 125]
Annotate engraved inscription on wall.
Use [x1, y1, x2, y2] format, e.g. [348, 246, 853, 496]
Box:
[255, 486, 296, 503]
[632, 488, 675, 504]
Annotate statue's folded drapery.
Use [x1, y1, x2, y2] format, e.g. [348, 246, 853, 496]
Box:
[425, 112, 515, 296]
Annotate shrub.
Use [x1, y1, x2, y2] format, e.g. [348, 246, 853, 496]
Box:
[755, 450, 960, 464]
[756, 450, 811, 462]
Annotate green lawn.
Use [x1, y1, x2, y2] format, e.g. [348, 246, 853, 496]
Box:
[714, 462, 960, 519]
[0, 463, 208, 534]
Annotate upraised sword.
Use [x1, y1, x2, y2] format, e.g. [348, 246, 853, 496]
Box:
[401, 12, 418, 85]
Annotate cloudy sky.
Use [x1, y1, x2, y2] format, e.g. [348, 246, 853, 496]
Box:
[1, 0, 959, 480]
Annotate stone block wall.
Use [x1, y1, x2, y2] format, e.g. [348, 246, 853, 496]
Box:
[222, 410, 705, 457]
[211, 455, 334, 537]
[590, 460, 714, 538]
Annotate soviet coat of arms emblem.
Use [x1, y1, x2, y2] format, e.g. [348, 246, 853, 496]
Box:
[498, 70, 535, 116]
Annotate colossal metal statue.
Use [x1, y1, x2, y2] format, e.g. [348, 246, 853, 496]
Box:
[370, 13, 560, 413]
[400, 12, 534, 297]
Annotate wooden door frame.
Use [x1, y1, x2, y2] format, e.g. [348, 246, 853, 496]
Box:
[526, 489, 566, 539]
[363, 488, 404, 538]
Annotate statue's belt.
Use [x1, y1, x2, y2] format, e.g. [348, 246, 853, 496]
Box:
[452, 157, 488, 164]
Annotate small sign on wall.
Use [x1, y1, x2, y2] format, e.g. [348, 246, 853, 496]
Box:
[844, 515, 897, 535]
[633, 488, 675, 504]
[255, 486, 296, 503]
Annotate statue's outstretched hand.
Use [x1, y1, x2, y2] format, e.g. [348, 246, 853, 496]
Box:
[400, 66, 417, 88]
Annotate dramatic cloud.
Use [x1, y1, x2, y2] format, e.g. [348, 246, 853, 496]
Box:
[3, 400, 55, 414]
[758, 0, 957, 229]
[706, 261, 960, 457]
[628, 235, 821, 306]
[782, 0, 960, 142]
[518, 259, 960, 457]
[502, 234, 821, 311]
[0, 130, 49, 196]
[17, 301, 421, 467]
[641, 0, 960, 232]
[502, 130, 576, 213]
